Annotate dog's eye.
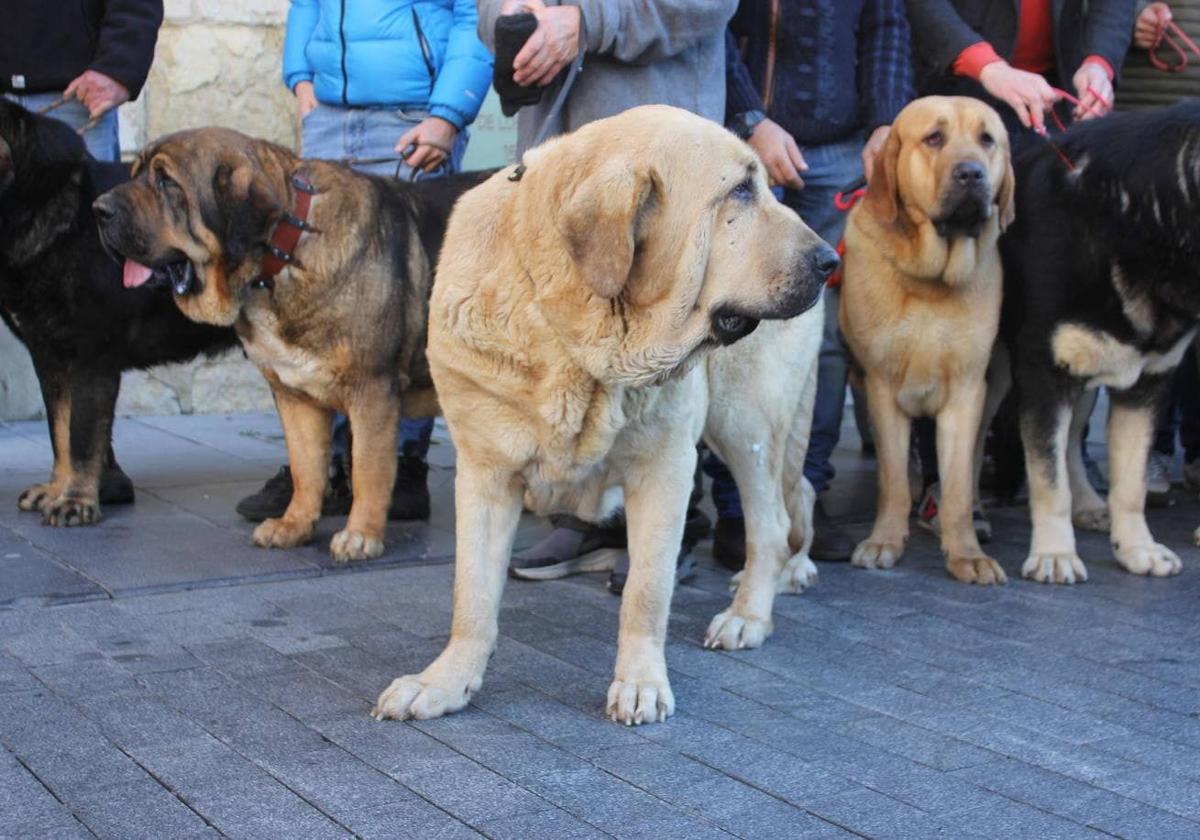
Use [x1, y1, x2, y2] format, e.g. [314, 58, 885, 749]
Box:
[731, 178, 755, 201]
[980, 132, 995, 148]
[923, 131, 945, 149]
[156, 168, 176, 191]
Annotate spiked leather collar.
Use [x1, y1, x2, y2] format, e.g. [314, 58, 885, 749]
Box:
[251, 169, 316, 291]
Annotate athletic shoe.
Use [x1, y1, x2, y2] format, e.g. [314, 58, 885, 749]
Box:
[1147, 451, 1172, 505]
[916, 482, 992, 544]
[607, 509, 710, 595]
[389, 455, 430, 520]
[509, 516, 626, 580]
[235, 456, 353, 522]
[810, 499, 855, 561]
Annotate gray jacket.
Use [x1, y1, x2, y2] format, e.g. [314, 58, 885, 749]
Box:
[478, 0, 737, 153]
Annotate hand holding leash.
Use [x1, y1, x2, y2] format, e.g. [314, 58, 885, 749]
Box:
[1072, 62, 1113, 121]
[979, 61, 1061, 132]
[63, 70, 128, 122]
[394, 116, 457, 173]
[747, 117, 807, 190]
[1135, 2, 1173, 50]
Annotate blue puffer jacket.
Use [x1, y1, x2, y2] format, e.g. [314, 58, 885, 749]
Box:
[282, 0, 493, 129]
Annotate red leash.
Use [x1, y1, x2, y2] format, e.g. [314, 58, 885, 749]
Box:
[1151, 19, 1200, 73]
[828, 182, 867, 286]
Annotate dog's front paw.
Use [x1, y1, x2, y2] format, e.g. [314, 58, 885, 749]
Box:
[330, 529, 384, 564]
[704, 609, 771, 650]
[18, 482, 62, 513]
[1022, 552, 1088, 584]
[946, 554, 1007, 585]
[1114, 542, 1182, 577]
[42, 496, 100, 527]
[852, 538, 904, 570]
[1073, 506, 1111, 533]
[606, 674, 674, 726]
[372, 673, 475, 721]
[252, 516, 315, 549]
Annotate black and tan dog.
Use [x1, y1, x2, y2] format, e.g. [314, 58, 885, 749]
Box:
[0, 100, 235, 526]
[94, 128, 487, 562]
[994, 101, 1200, 584]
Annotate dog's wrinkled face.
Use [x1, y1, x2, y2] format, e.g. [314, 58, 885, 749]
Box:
[93, 127, 287, 326]
[519, 105, 837, 385]
[867, 96, 1014, 239]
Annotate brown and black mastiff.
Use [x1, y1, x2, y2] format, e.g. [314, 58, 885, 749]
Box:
[94, 128, 487, 562]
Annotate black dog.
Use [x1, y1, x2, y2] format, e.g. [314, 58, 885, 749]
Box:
[0, 100, 235, 525]
[991, 101, 1200, 584]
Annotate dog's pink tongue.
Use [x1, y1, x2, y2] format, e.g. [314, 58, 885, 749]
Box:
[122, 259, 154, 289]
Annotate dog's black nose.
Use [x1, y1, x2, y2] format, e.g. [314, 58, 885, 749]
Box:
[92, 195, 116, 223]
[952, 161, 986, 185]
[812, 243, 840, 281]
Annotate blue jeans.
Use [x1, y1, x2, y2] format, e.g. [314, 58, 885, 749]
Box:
[704, 134, 864, 517]
[4, 92, 120, 161]
[301, 104, 467, 460]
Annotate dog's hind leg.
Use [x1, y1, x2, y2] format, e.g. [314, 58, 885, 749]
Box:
[1067, 388, 1109, 532]
[1020, 386, 1087, 583]
[42, 367, 119, 526]
[332, 385, 401, 563]
[1108, 381, 1182, 577]
[374, 457, 523, 722]
[253, 388, 333, 550]
[18, 353, 72, 514]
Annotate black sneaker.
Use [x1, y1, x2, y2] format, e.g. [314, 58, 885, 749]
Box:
[607, 509, 711, 595]
[809, 498, 854, 562]
[99, 449, 134, 506]
[235, 457, 353, 522]
[712, 516, 745, 571]
[389, 455, 431, 520]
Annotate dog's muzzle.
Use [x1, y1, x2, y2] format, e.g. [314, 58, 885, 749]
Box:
[934, 161, 992, 238]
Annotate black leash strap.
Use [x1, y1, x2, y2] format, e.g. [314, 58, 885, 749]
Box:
[508, 16, 587, 182]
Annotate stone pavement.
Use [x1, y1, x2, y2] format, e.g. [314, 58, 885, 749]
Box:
[3, 411, 1200, 838]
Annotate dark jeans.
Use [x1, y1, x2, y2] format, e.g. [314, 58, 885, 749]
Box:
[1154, 341, 1200, 461]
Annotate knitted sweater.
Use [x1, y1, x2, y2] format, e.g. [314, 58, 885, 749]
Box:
[725, 0, 914, 146]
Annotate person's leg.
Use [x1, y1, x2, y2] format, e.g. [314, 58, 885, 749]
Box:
[788, 135, 864, 561]
[1178, 343, 1200, 485]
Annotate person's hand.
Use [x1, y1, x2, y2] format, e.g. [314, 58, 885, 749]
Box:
[862, 125, 891, 183]
[747, 118, 807, 190]
[509, 0, 582, 87]
[1135, 2, 1173, 50]
[63, 70, 129, 120]
[294, 81, 318, 119]
[979, 61, 1060, 132]
[395, 116, 458, 172]
[1073, 61, 1114, 121]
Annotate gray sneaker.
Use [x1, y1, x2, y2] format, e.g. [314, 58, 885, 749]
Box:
[1147, 451, 1172, 505]
[509, 515, 626, 580]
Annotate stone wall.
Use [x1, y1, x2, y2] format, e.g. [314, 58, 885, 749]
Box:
[0, 1, 517, 421]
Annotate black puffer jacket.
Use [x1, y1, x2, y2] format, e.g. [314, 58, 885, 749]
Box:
[0, 0, 163, 98]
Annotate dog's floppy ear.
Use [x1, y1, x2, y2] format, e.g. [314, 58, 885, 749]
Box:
[996, 155, 1016, 232]
[864, 127, 904, 226]
[559, 160, 658, 299]
[211, 161, 284, 268]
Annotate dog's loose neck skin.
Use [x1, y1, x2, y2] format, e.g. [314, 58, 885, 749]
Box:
[853, 204, 1000, 289]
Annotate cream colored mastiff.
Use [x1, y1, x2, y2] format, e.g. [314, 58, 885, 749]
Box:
[373, 105, 838, 725]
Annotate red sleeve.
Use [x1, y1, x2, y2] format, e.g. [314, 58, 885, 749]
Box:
[1082, 54, 1115, 80]
[953, 42, 1003, 80]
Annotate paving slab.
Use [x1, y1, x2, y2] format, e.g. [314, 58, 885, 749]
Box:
[0, 408, 1199, 837]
